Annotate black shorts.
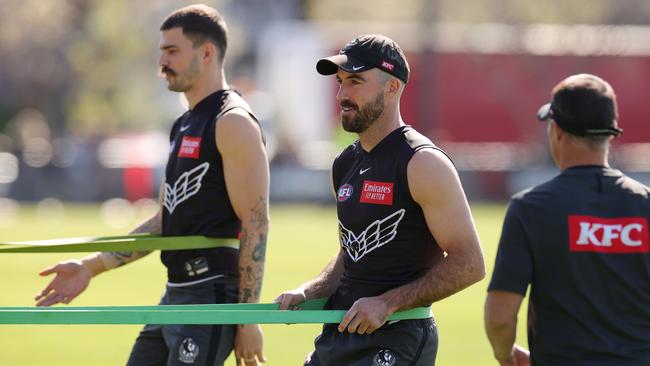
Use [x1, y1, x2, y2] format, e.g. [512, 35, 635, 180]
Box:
[126, 277, 238, 366]
[305, 318, 438, 366]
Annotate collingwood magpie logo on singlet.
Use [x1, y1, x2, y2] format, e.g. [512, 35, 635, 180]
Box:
[163, 162, 210, 214]
[339, 209, 405, 262]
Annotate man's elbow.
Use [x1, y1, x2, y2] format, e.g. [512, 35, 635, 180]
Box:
[484, 311, 516, 336]
[465, 251, 486, 286]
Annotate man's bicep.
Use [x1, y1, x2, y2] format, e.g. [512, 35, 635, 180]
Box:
[216, 112, 269, 219]
[488, 202, 533, 295]
[408, 149, 481, 254]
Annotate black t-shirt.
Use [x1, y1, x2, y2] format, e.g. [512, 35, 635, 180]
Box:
[489, 166, 650, 366]
[161, 89, 259, 284]
[329, 125, 446, 309]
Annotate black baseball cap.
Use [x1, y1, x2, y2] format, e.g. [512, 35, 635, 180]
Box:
[537, 74, 622, 137]
[316, 34, 410, 83]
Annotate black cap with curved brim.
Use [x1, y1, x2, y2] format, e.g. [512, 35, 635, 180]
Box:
[537, 74, 623, 137]
[317, 54, 373, 76]
[537, 102, 623, 137]
[316, 34, 410, 83]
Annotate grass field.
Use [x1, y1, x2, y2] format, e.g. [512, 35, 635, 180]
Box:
[0, 203, 528, 365]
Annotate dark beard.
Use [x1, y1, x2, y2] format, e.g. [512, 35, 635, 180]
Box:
[341, 92, 384, 133]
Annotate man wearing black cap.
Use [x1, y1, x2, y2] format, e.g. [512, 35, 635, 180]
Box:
[276, 34, 486, 365]
[485, 74, 650, 366]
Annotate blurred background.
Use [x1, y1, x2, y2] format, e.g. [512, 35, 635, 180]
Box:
[1, 1, 650, 365]
[1, 0, 650, 218]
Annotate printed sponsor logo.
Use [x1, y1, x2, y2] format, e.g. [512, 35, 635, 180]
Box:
[178, 337, 199, 363]
[339, 209, 405, 262]
[381, 61, 395, 71]
[569, 215, 649, 253]
[337, 184, 354, 202]
[373, 349, 397, 366]
[360, 180, 394, 205]
[177, 136, 201, 159]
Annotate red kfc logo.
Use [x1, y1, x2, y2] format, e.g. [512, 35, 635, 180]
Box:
[360, 180, 394, 205]
[381, 61, 394, 71]
[569, 215, 649, 253]
[177, 136, 201, 159]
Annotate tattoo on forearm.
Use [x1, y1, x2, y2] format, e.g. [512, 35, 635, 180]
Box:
[242, 288, 253, 303]
[252, 234, 267, 262]
[239, 265, 264, 302]
[249, 197, 268, 230]
[240, 265, 263, 287]
[237, 197, 268, 303]
[107, 251, 149, 267]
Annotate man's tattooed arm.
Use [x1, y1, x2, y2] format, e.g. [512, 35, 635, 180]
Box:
[94, 208, 162, 272]
[238, 197, 269, 303]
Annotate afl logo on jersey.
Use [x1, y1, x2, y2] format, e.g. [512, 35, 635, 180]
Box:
[338, 184, 354, 202]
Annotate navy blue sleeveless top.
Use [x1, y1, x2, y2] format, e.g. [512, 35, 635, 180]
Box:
[161, 89, 259, 283]
[329, 125, 446, 309]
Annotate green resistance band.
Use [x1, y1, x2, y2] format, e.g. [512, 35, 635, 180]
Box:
[0, 299, 431, 325]
[0, 234, 239, 253]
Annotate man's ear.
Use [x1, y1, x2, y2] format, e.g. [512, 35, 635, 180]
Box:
[552, 121, 565, 142]
[201, 42, 216, 64]
[386, 78, 401, 96]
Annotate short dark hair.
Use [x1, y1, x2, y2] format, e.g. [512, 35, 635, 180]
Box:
[160, 4, 228, 62]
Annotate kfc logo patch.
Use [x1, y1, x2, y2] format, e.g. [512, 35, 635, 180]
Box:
[569, 215, 649, 253]
[177, 136, 201, 159]
[360, 180, 394, 205]
[337, 184, 354, 202]
[381, 61, 395, 71]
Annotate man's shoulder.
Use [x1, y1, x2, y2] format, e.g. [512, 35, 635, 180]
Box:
[400, 126, 455, 167]
[215, 89, 258, 122]
[510, 177, 562, 204]
[615, 172, 650, 198]
[334, 141, 359, 162]
[401, 126, 436, 150]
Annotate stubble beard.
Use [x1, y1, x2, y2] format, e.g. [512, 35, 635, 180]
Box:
[167, 56, 200, 92]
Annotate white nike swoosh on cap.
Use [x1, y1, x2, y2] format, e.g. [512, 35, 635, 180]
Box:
[360, 167, 371, 174]
[179, 124, 190, 132]
[351, 65, 364, 71]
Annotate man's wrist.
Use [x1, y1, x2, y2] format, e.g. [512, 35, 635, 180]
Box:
[494, 347, 515, 363]
[82, 253, 109, 276]
[378, 290, 402, 314]
[298, 286, 310, 301]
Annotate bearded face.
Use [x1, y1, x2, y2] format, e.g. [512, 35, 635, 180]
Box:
[340, 91, 385, 133]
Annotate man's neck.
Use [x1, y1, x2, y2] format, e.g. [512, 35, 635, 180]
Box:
[358, 108, 403, 152]
[184, 71, 228, 109]
[558, 151, 609, 170]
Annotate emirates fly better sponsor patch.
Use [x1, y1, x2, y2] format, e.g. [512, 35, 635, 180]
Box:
[360, 180, 394, 205]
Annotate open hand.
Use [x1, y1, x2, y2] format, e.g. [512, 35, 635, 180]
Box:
[34, 260, 93, 306]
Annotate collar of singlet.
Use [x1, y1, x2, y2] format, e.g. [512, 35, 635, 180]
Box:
[190, 89, 230, 113]
[358, 125, 409, 155]
[562, 165, 622, 177]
